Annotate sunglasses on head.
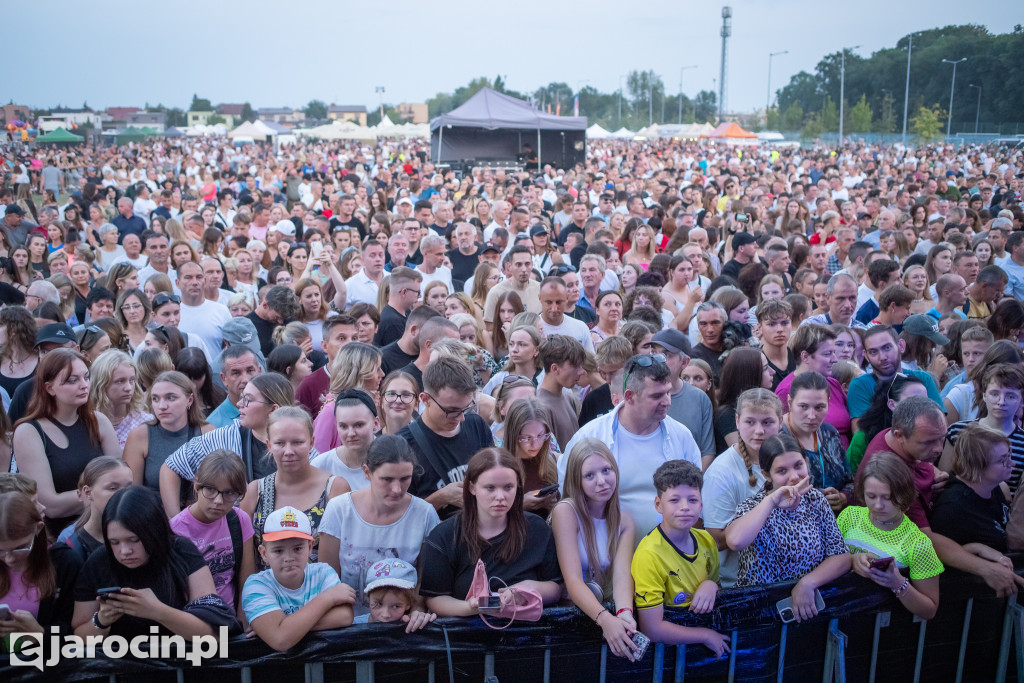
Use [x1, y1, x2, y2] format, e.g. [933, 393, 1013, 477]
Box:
[549, 264, 577, 275]
[153, 293, 180, 307]
[623, 353, 667, 391]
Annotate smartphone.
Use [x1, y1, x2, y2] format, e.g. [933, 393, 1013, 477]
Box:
[736, 213, 749, 223]
[776, 589, 825, 623]
[96, 587, 123, 600]
[311, 241, 324, 257]
[535, 484, 560, 497]
[869, 556, 894, 571]
[478, 593, 503, 612]
[631, 631, 651, 660]
[0, 604, 11, 621]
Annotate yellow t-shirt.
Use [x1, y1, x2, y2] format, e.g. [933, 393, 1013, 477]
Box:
[632, 526, 719, 609]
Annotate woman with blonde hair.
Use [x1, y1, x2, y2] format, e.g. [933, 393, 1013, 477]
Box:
[902, 264, 932, 316]
[551, 438, 637, 660]
[312, 343, 385, 452]
[89, 349, 153, 449]
[123, 370, 215, 496]
[470, 262, 501, 315]
[623, 224, 658, 270]
[423, 279, 450, 313]
[483, 323, 544, 393]
[293, 278, 330, 352]
[103, 262, 139, 303]
[142, 272, 173, 301]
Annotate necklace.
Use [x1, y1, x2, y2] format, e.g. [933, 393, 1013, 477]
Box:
[870, 515, 900, 528]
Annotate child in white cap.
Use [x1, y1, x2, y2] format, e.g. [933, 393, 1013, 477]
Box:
[241, 505, 356, 650]
[354, 558, 436, 633]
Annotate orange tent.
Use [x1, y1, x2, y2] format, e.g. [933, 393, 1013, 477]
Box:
[705, 122, 757, 139]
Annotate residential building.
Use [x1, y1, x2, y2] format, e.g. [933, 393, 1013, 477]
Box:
[396, 103, 428, 124]
[127, 111, 167, 133]
[258, 107, 305, 125]
[187, 110, 213, 127]
[328, 104, 367, 126]
[0, 104, 30, 126]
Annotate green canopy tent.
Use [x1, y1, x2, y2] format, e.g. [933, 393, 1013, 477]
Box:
[115, 128, 147, 144]
[36, 127, 84, 144]
[138, 127, 159, 136]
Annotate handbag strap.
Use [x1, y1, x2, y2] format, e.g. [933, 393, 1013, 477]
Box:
[477, 586, 518, 631]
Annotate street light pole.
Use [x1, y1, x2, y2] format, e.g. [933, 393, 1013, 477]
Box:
[941, 58, 967, 136]
[838, 45, 859, 142]
[374, 86, 385, 121]
[902, 34, 912, 143]
[618, 75, 626, 124]
[767, 50, 788, 127]
[678, 65, 697, 124]
[968, 84, 982, 134]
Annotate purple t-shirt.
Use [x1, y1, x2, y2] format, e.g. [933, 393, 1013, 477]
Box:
[171, 506, 254, 608]
[774, 372, 852, 448]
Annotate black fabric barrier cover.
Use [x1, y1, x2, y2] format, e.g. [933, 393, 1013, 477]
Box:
[2, 568, 1018, 682]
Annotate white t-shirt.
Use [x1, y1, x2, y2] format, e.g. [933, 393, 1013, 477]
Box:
[418, 266, 454, 295]
[542, 315, 595, 354]
[179, 298, 232, 362]
[97, 246, 128, 272]
[700, 446, 765, 587]
[612, 427, 671, 540]
[317, 493, 440, 616]
[310, 449, 371, 491]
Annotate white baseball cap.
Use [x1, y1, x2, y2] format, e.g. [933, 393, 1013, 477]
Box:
[262, 506, 312, 542]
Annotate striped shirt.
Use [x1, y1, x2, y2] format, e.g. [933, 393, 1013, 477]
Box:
[164, 419, 320, 480]
[946, 419, 1024, 495]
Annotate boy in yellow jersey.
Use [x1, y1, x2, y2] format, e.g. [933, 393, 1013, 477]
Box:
[632, 460, 731, 657]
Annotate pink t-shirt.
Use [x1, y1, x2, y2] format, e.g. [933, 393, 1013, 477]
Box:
[312, 398, 341, 453]
[4, 571, 41, 617]
[774, 372, 852, 448]
[249, 223, 268, 242]
[170, 506, 254, 608]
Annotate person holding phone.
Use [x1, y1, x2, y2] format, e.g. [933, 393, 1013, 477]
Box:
[503, 398, 560, 515]
[0, 490, 83, 638]
[838, 452, 942, 620]
[725, 434, 851, 622]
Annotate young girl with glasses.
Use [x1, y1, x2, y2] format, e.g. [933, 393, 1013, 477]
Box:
[503, 398, 559, 515]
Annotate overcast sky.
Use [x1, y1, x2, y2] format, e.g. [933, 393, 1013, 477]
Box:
[8, 0, 1015, 116]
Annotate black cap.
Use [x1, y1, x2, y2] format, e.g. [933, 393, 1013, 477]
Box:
[478, 242, 500, 254]
[36, 323, 76, 346]
[4, 205, 25, 216]
[529, 225, 548, 237]
[732, 232, 757, 248]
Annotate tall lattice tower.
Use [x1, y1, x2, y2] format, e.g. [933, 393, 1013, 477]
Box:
[718, 6, 731, 122]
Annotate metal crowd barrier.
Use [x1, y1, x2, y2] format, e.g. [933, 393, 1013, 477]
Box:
[3, 569, 1022, 682]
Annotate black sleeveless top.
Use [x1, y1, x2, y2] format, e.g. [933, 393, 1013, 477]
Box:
[28, 418, 104, 535]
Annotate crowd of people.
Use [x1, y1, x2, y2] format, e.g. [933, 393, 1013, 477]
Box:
[0, 132, 1023, 662]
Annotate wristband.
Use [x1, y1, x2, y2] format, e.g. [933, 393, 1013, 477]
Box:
[594, 608, 608, 624]
[616, 608, 634, 616]
[892, 577, 910, 597]
[92, 611, 110, 629]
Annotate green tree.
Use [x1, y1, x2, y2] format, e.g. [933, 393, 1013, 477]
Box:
[241, 102, 256, 122]
[165, 108, 186, 127]
[189, 94, 212, 112]
[802, 113, 824, 141]
[820, 96, 839, 132]
[693, 90, 717, 123]
[304, 99, 328, 120]
[911, 104, 946, 141]
[782, 102, 804, 130]
[207, 114, 225, 125]
[848, 95, 873, 133]
[876, 93, 896, 133]
[367, 106, 402, 127]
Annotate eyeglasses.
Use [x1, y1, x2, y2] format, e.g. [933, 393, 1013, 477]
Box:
[239, 394, 271, 407]
[623, 353, 667, 391]
[383, 390, 417, 404]
[199, 485, 243, 504]
[886, 372, 909, 403]
[548, 264, 576, 275]
[153, 293, 181, 307]
[121, 302, 144, 312]
[398, 287, 420, 297]
[426, 393, 476, 419]
[0, 538, 33, 560]
[517, 432, 552, 445]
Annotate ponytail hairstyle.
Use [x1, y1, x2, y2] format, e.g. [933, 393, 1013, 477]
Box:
[734, 389, 783, 486]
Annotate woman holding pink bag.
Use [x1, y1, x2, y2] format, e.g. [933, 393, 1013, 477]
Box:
[418, 448, 562, 618]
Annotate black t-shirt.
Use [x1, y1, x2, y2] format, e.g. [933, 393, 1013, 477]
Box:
[74, 536, 208, 638]
[246, 312, 279, 358]
[556, 223, 584, 248]
[567, 304, 596, 327]
[0, 281, 25, 306]
[690, 344, 724, 385]
[579, 383, 613, 427]
[720, 258, 744, 282]
[329, 216, 366, 239]
[375, 305, 408, 348]
[400, 414, 495, 518]
[419, 513, 562, 598]
[930, 476, 1009, 553]
[764, 349, 797, 393]
[398, 361, 424, 393]
[381, 342, 417, 375]
[714, 404, 738, 455]
[7, 376, 33, 423]
[447, 247, 480, 284]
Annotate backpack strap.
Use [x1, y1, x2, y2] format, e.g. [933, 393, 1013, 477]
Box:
[226, 508, 243, 595]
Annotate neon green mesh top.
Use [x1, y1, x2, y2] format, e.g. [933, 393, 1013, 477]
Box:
[836, 505, 944, 580]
